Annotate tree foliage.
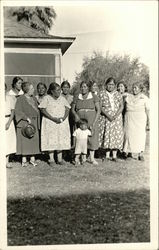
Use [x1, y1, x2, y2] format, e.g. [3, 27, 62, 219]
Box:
[72, 51, 149, 94]
[4, 6, 56, 34]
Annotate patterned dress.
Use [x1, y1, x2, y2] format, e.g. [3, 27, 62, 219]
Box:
[98, 90, 123, 150]
[39, 95, 71, 151]
[73, 92, 99, 150]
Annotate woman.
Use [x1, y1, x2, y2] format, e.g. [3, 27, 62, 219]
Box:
[5, 84, 16, 168]
[7, 76, 23, 98]
[123, 82, 150, 161]
[39, 82, 71, 165]
[15, 82, 40, 167]
[98, 77, 123, 161]
[61, 80, 73, 105]
[35, 82, 47, 104]
[72, 81, 100, 165]
[90, 81, 99, 96]
[117, 81, 127, 97]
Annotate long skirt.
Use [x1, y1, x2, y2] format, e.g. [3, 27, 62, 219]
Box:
[6, 118, 16, 156]
[99, 114, 123, 150]
[16, 119, 40, 155]
[123, 111, 147, 153]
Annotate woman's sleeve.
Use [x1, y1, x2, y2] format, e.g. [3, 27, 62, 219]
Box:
[144, 96, 150, 110]
[38, 96, 48, 109]
[93, 94, 99, 103]
[10, 96, 16, 110]
[63, 97, 71, 109]
[15, 97, 27, 123]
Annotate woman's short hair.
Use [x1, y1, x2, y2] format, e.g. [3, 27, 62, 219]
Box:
[61, 81, 71, 89]
[117, 81, 128, 92]
[47, 82, 60, 95]
[21, 82, 32, 93]
[132, 82, 143, 91]
[80, 81, 90, 89]
[105, 77, 116, 85]
[37, 82, 47, 90]
[12, 76, 23, 88]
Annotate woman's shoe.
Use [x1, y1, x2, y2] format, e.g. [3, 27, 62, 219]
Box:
[90, 160, 98, 165]
[6, 163, 12, 168]
[22, 162, 27, 167]
[112, 158, 117, 162]
[30, 161, 37, 167]
[138, 155, 144, 161]
[57, 161, 65, 165]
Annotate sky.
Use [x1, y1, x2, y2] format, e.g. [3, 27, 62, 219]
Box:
[49, 1, 157, 84]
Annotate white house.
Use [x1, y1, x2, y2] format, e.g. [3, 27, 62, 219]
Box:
[4, 19, 75, 90]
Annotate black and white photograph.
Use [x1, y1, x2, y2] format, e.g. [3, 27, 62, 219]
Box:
[0, 1, 158, 250]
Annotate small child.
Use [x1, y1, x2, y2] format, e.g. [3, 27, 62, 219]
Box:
[73, 119, 91, 165]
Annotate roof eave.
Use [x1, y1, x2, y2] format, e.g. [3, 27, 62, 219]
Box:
[4, 37, 76, 55]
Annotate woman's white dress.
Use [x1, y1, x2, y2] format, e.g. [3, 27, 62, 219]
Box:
[39, 95, 71, 151]
[123, 93, 149, 153]
[5, 95, 16, 155]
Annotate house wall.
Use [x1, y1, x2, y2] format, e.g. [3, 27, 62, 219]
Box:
[4, 43, 62, 93]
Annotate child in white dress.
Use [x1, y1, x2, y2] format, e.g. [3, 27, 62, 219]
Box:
[73, 119, 91, 165]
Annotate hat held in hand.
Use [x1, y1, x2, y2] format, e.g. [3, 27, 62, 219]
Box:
[21, 123, 36, 139]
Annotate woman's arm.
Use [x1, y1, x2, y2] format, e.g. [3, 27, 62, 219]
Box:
[62, 107, 70, 121]
[145, 108, 150, 130]
[40, 108, 61, 124]
[71, 103, 80, 122]
[113, 100, 123, 119]
[92, 102, 101, 127]
[5, 109, 15, 130]
[101, 108, 114, 122]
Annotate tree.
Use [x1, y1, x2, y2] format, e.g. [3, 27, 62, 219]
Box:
[72, 51, 149, 95]
[4, 6, 57, 34]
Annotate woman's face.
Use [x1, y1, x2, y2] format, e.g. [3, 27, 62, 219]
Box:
[91, 82, 99, 93]
[62, 84, 70, 95]
[81, 83, 89, 95]
[37, 84, 46, 96]
[106, 80, 116, 93]
[132, 85, 141, 95]
[15, 79, 22, 91]
[28, 85, 34, 96]
[117, 83, 125, 94]
[52, 86, 61, 99]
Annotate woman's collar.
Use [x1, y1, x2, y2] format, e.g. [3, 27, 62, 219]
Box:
[79, 92, 93, 100]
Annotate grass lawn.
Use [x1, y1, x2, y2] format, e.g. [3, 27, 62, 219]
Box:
[7, 132, 150, 245]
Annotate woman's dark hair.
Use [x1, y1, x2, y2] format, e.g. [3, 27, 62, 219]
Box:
[21, 82, 32, 93]
[105, 77, 116, 86]
[12, 76, 23, 88]
[37, 82, 47, 90]
[80, 81, 90, 89]
[117, 81, 127, 92]
[61, 81, 71, 89]
[47, 82, 60, 95]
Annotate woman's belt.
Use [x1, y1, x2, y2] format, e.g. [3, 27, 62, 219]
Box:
[5, 114, 11, 118]
[78, 109, 95, 112]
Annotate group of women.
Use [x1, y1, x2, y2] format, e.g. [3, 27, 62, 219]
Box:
[5, 76, 149, 168]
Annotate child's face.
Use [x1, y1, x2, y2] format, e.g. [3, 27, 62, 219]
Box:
[80, 123, 87, 130]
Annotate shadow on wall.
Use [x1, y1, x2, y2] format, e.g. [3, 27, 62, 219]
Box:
[7, 189, 150, 245]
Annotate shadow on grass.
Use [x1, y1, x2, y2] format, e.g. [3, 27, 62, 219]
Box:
[7, 189, 150, 246]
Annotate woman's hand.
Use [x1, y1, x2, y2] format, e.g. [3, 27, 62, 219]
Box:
[107, 114, 114, 122]
[5, 121, 10, 130]
[27, 118, 31, 124]
[74, 114, 80, 123]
